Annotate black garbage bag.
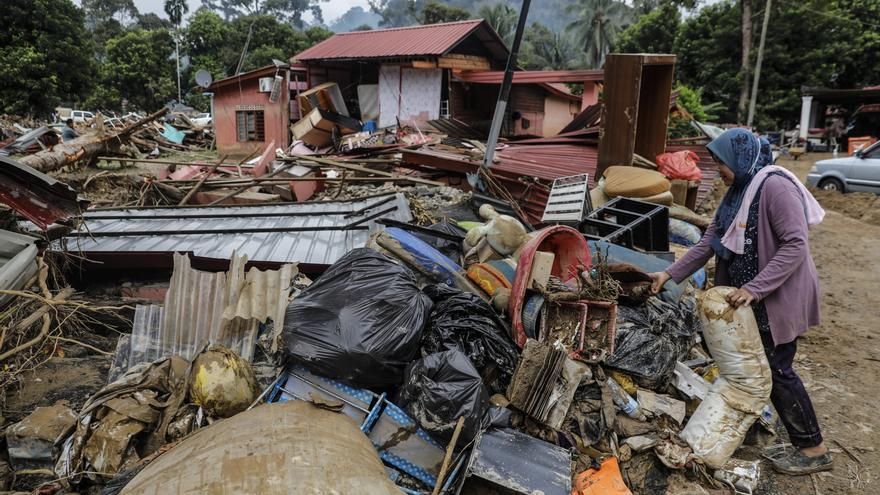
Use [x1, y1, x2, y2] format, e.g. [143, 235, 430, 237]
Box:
[605, 296, 699, 389]
[412, 219, 467, 261]
[397, 349, 488, 444]
[421, 284, 520, 395]
[282, 248, 432, 389]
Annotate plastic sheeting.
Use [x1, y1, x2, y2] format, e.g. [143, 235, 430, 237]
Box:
[422, 284, 519, 395]
[605, 297, 699, 389]
[398, 349, 488, 444]
[282, 249, 432, 389]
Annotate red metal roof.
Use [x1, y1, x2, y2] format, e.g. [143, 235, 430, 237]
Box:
[403, 137, 719, 225]
[455, 70, 604, 84]
[293, 20, 496, 62]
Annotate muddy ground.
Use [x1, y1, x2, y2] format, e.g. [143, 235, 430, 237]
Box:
[2, 153, 878, 494]
[757, 154, 879, 494]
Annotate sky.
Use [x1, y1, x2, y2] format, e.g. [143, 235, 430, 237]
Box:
[129, 0, 369, 24]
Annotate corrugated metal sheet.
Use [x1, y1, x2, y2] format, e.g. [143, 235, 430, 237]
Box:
[0, 156, 88, 229]
[292, 20, 486, 61]
[55, 193, 412, 269]
[403, 138, 717, 224]
[455, 70, 604, 84]
[112, 253, 296, 379]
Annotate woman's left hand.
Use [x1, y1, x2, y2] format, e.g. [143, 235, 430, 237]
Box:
[726, 288, 756, 307]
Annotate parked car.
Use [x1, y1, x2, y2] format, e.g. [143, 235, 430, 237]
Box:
[806, 140, 880, 193]
[191, 113, 212, 126]
[70, 110, 95, 123]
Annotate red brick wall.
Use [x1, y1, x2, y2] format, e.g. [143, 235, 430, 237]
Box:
[213, 72, 290, 157]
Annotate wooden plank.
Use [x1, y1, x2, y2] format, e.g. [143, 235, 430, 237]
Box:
[412, 60, 438, 69]
[438, 54, 491, 71]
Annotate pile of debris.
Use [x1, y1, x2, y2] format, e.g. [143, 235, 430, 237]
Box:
[0, 140, 777, 494]
[128, 112, 214, 154]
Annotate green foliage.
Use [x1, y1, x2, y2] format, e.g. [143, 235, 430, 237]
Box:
[478, 3, 517, 45]
[566, 0, 633, 68]
[667, 84, 715, 138]
[82, 0, 139, 48]
[673, 1, 741, 123]
[616, 1, 680, 54]
[164, 0, 189, 27]
[419, 2, 471, 24]
[0, 0, 96, 116]
[354, 24, 374, 31]
[88, 29, 176, 111]
[199, 0, 324, 27]
[368, 0, 420, 27]
[329, 6, 381, 31]
[521, 23, 577, 70]
[137, 13, 172, 30]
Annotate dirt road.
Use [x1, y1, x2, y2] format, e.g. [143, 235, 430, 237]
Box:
[764, 155, 879, 494]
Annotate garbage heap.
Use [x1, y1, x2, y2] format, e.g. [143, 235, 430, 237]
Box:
[1, 195, 776, 495]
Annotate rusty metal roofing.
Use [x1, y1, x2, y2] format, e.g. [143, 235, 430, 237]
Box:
[0, 156, 88, 229]
[292, 20, 501, 62]
[403, 137, 718, 225]
[455, 70, 604, 84]
[53, 193, 412, 270]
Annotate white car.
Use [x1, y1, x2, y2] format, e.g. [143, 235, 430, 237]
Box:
[191, 113, 212, 126]
[806, 140, 880, 193]
[70, 110, 95, 123]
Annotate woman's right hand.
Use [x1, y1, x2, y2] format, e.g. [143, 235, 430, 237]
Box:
[648, 271, 671, 294]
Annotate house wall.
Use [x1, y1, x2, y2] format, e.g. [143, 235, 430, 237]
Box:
[213, 71, 290, 157]
[543, 94, 581, 136]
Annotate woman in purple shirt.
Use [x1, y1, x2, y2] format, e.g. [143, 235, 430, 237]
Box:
[649, 128, 832, 475]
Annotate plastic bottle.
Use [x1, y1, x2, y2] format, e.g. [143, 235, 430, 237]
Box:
[606, 378, 647, 421]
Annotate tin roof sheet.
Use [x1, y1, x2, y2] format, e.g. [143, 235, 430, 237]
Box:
[292, 20, 497, 61]
[54, 193, 412, 269]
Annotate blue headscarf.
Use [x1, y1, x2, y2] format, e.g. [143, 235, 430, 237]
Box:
[707, 128, 773, 260]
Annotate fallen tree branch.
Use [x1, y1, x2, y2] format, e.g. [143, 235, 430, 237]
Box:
[0, 287, 75, 362]
[52, 336, 113, 356]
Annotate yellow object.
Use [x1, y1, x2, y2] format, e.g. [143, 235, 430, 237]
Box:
[190, 346, 257, 418]
[609, 371, 637, 396]
[603, 166, 671, 198]
[702, 364, 720, 384]
[573, 457, 633, 495]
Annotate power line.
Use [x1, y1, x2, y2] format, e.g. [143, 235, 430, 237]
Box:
[774, 0, 880, 30]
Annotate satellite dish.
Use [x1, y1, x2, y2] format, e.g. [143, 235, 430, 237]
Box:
[195, 69, 213, 89]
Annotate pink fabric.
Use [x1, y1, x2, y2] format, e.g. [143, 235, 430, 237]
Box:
[720, 166, 825, 255]
[667, 175, 821, 345]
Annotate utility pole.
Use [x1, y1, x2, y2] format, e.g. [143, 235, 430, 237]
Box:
[481, 0, 531, 171]
[747, 0, 772, 127]
[175, 33, 182, 103]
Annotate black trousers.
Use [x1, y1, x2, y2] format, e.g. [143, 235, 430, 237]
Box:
[759, 331, 824, 448]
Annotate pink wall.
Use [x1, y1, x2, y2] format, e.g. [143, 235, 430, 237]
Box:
[213, 71, 290, 157]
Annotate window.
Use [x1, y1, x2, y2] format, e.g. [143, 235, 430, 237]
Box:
[236, 110, 265, 142]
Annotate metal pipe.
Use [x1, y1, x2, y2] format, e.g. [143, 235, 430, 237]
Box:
[481, 0, 532, 171]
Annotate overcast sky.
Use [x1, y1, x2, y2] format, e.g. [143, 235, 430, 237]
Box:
[128, 0, 369, 24]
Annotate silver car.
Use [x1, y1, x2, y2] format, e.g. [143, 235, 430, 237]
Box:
[806, 141, 880, 193]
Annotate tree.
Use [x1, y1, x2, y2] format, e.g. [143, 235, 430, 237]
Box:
[329, 6, 380, 32]
[418, 2, 470, 24]
[521, 23, 577, 70]
[353, 24, 374, 31]
[368, 0, 420, 27]
[674, 2, 741, 123]
[137, 13, 172, 30]
[479, 3, 517, 46]
[199, 0, 324, 27]
[82, 0, 139, 48]
[738, 0, 753, 121]
[165, 0, 189, 26]
[0, 0, 96, 116]
[616, 2, 680, 53]
[565, 0, 632, 68]
[89, 29, 176, 111]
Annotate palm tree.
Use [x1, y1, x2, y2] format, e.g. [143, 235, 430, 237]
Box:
[165, 0, 189, 103]
[478, 3, 517, 46]
[565, 0, 632, 68]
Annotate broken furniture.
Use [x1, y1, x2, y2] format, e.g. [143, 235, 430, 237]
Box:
[267, 366, 449, 492]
